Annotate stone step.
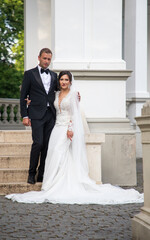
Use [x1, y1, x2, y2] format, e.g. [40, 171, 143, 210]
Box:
[0, 130, 32, 143]
[0, 143, 31, 156]
[0, 169, 29, 183]
[0, 182, 42, 195]
[0, 156, 29, 169]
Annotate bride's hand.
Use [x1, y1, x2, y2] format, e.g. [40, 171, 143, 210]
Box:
[67, 130, 73, 141]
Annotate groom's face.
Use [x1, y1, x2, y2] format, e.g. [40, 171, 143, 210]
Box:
[38, 52, 52, 69]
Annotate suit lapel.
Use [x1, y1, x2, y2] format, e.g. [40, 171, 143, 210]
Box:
[49, 70, 55, 92]
[32, 67, 46, 93]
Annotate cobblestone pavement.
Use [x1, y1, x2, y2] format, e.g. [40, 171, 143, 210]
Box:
[0, 159, 143, 240]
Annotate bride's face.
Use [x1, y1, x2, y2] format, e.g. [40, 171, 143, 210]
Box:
[59, 74, 71, 90]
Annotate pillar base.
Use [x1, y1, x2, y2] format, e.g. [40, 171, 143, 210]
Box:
[132, 207, 150, 240]
[85, 133, 105, 184]
[88, 118, 136, 186]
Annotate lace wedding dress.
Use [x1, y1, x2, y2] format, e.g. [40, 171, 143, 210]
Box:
[6, 90, 143, 204]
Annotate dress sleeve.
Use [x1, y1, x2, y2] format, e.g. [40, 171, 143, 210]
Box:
[68, 91, 79, 131]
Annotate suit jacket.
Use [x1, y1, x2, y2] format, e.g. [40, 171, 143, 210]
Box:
[20, 67, 58, 120]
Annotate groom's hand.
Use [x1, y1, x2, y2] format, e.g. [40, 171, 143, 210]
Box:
[23, 117, 31, 126]
[77, 92, 81, 102]
[67, 130, 73, 141]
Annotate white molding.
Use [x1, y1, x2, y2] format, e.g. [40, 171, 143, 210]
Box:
[52, 60, 126, 71]
[87, 118, 135, 134]
[127, 97, 150, 103]
[126, 92, 150, 99]
[54, 69, 132, 80]
[87, 118, 130, 123]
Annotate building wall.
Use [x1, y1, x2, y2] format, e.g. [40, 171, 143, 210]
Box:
[24, 0, 145, 184]
[148, 3, 150, 94]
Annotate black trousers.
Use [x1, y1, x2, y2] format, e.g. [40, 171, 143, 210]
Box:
[29, 108, 55, 177]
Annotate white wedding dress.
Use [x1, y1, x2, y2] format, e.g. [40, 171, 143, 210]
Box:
[6, 90, 143, 204]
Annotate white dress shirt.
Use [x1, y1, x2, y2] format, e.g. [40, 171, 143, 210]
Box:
[38, 65, 51, 94]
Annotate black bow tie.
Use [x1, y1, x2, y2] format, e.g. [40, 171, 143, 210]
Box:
[41, 68, 49, 74]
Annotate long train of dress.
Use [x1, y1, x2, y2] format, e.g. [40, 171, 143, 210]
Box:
[6, 91, 143, 204]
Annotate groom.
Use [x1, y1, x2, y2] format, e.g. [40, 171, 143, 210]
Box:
[20, 48, 57, 184]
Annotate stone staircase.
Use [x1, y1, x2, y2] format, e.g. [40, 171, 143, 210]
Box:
[0, 130, 41, 195]
[0, 130, 104, 195]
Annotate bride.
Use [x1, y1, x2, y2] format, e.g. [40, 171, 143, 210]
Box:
[6, 71, 143, 204]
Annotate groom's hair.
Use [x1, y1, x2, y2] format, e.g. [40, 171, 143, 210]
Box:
[39, 48, 52, 56]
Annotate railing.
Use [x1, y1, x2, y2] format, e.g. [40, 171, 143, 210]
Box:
[0, 98, 24, 130]
[0, 98, 133, 130]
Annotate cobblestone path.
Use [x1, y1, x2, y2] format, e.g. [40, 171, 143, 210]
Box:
[0, 159, 143, 240]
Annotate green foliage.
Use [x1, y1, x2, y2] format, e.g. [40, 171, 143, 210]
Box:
[12, 31, 24, 72]
[0, 0, 24, 62]
[0, 62, 22, 98]
[0, 0, 24, 98]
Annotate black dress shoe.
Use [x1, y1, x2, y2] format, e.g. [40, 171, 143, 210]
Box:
[37, 175, 43, 182]
[27, 175, 35, 184]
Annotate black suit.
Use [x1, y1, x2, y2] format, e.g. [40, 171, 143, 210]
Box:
[20, 66, 57, 178]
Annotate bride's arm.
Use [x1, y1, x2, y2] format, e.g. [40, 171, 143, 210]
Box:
[66, 91, 79, 141]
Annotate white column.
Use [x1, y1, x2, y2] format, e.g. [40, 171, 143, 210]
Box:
[51, 0, 125, 70]
[125, 0, 149, 99]
[124, 0, 149, 158]
[51, 0, 127, 120]
[24, 0, 52, 70]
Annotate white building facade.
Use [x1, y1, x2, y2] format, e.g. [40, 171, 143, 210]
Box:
[24, 0, 150, 185]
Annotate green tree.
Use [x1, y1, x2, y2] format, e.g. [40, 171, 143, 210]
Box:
[0, 0, 24, 98]
[12, 31, 24, 73]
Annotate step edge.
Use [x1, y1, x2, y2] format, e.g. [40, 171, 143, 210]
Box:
[0, 168, 29, 171]
[0, 182, 42, 185]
